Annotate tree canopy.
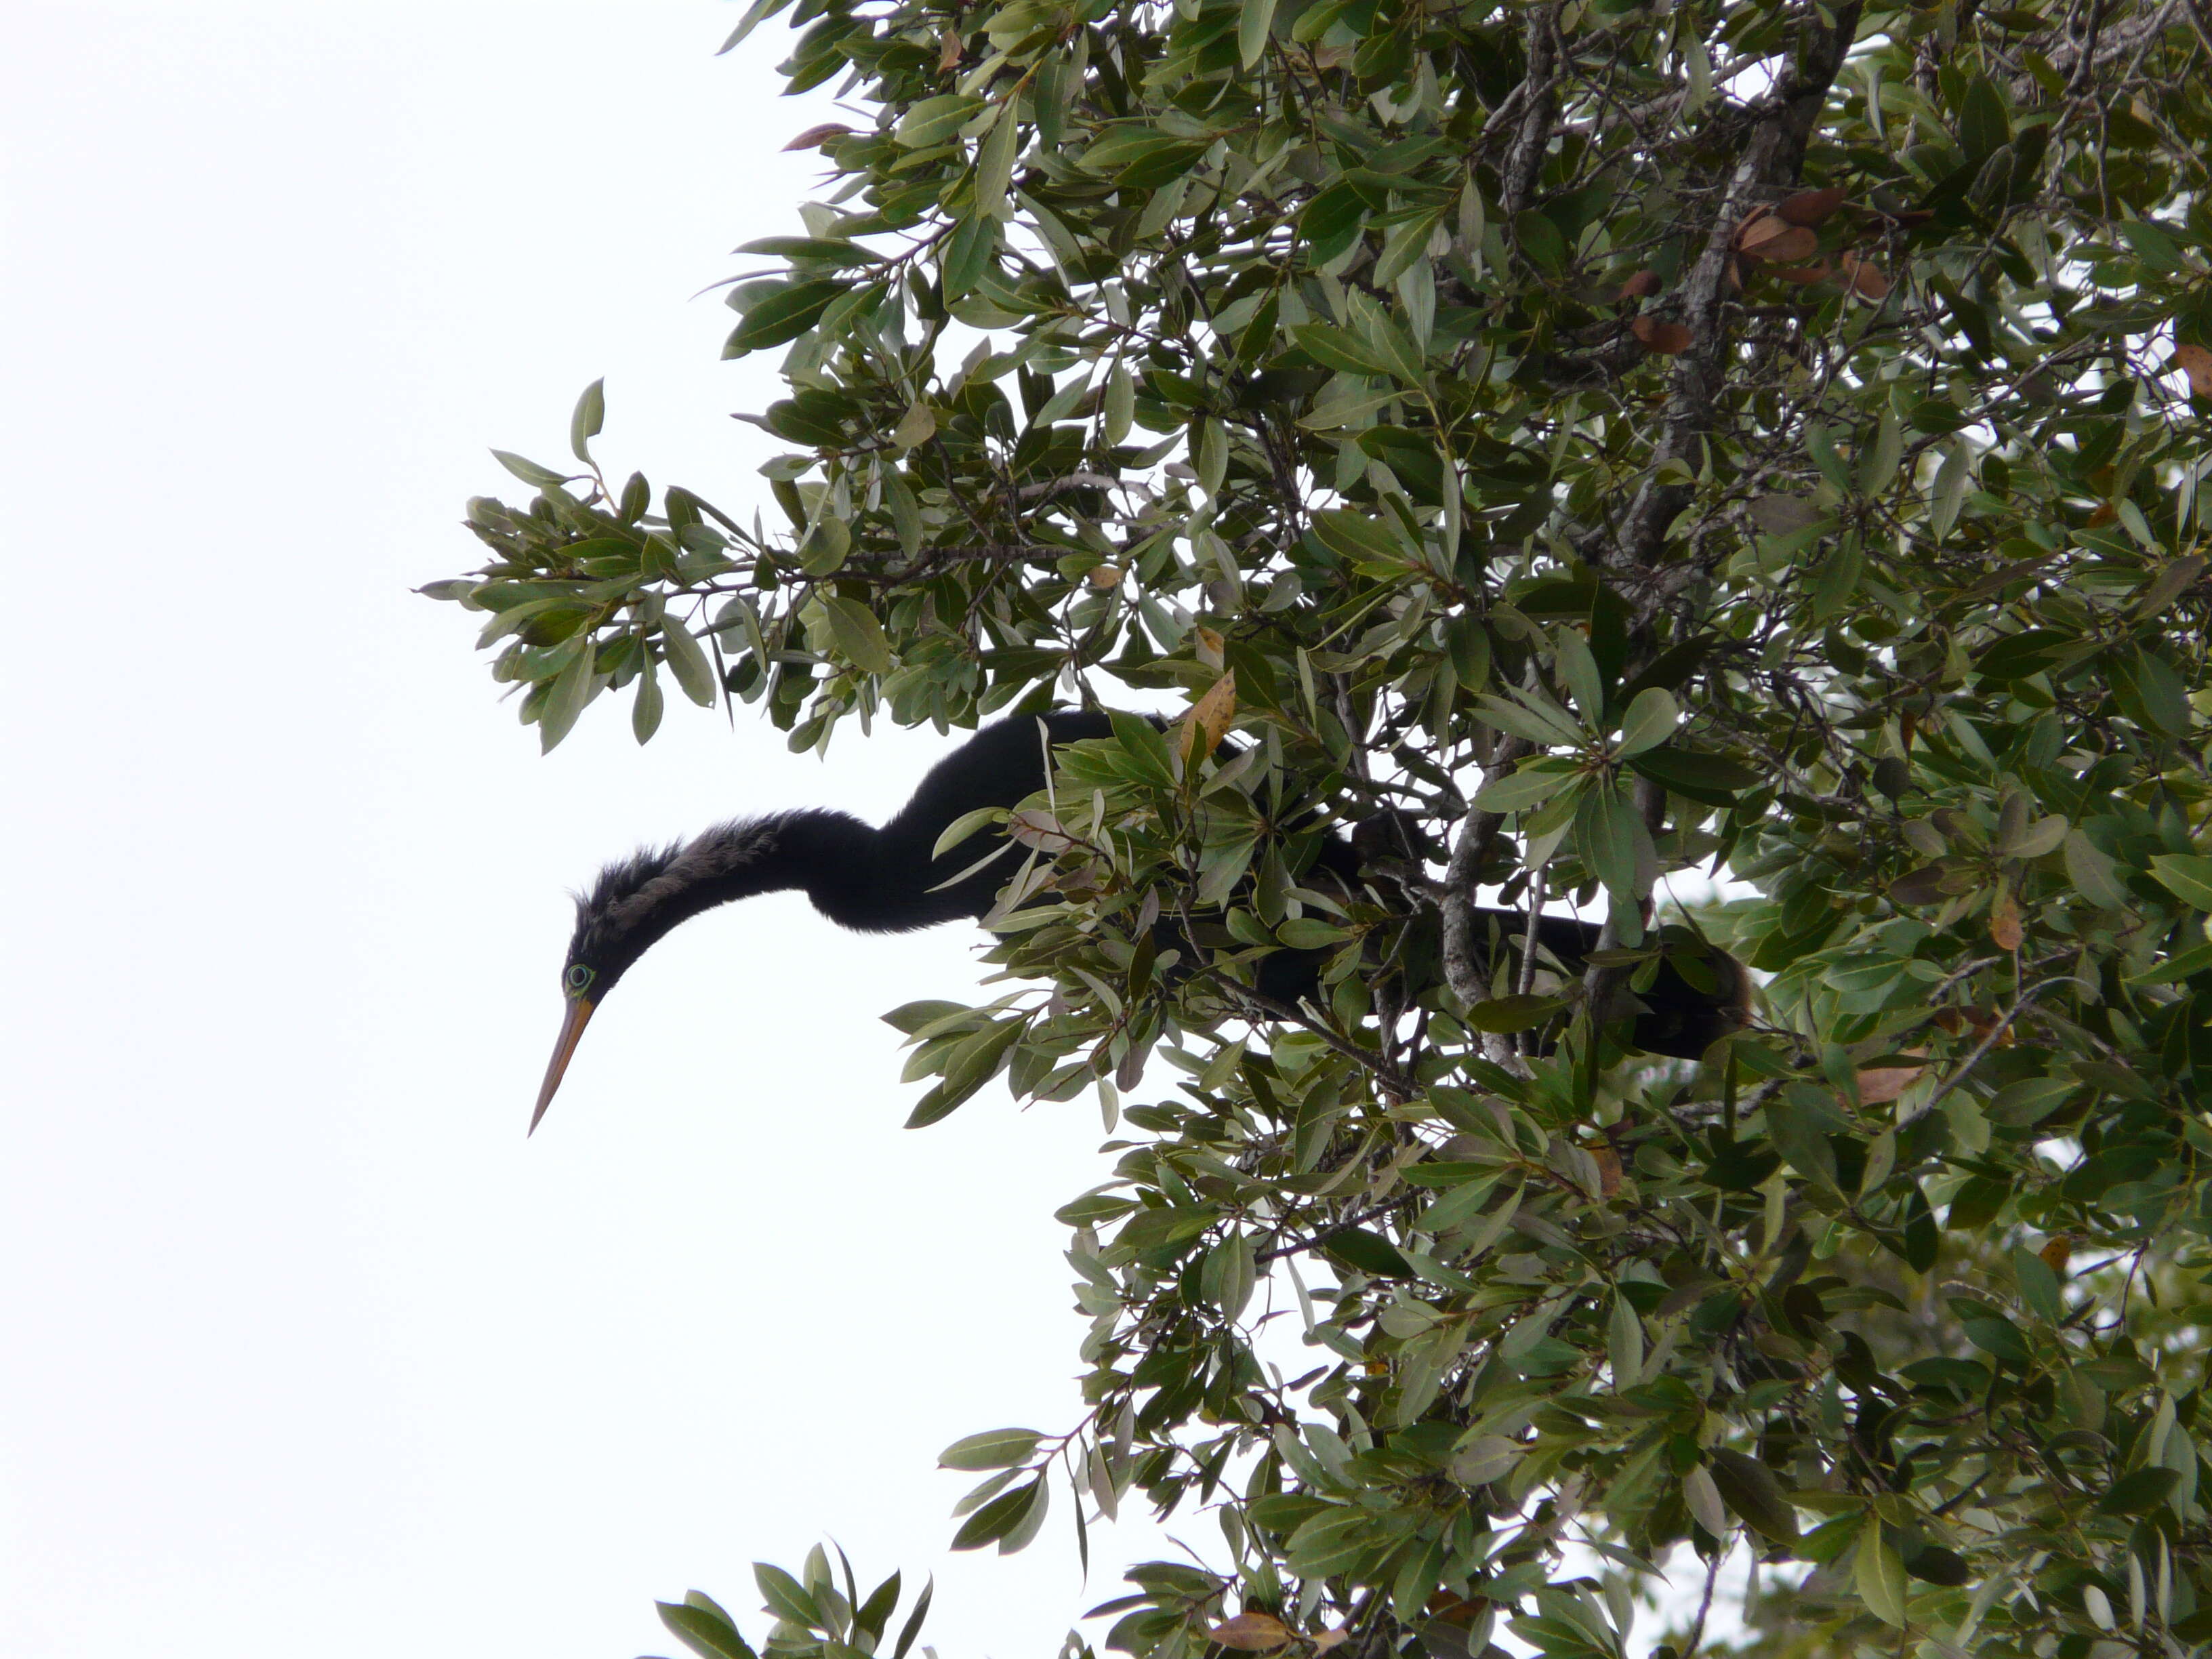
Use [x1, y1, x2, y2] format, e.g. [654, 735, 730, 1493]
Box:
[424, 0, 2212, 1656]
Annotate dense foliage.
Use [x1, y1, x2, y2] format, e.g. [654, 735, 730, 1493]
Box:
[425, 0, 2212, 1655]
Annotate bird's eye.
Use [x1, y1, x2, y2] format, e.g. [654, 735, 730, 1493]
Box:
[565, 964, 594, 993]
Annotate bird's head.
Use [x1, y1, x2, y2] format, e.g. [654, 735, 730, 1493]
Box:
[530, 841, 687, 1134]
[529, 823, 785, 1132]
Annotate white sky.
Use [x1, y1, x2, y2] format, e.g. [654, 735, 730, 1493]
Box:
[0, 3, 1179, 1654]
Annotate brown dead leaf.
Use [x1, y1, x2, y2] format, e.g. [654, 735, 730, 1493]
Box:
[2174, 343, 2212, 398]
[1771, 261, 1832, 285]
[1008, 808, 1081, 854]
[1631, 315, 1692, 354]
[1777, 186, 1848, 226]
[783, 123, 854, 151]
[1210, 1614, 1292, 1652]
[1590, 1142, 1622, 1197]
[1990, 889, 2024, 951]
[2040, 1235, 2074, 1274]
[1180, 671, 1238, 764]
[1310, 1632, 1351, 1653]
[1616, 268, 1662, 302]
[1856, 1052, 1929, 1105]
[2085, 503, 2118, 528]
[1839, 252, 1891, 300]
[1425, 1593, 1486, 1624]
[1739, 221, 1820, 264]
[938, 28, 963, 70]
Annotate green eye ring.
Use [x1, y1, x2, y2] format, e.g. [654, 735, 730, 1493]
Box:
[565, 964, 594, 994]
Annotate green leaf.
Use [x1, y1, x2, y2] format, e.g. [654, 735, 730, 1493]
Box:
[2151, 855, 2212, 910]
[939, 1428, 1043, 1470]
[1373, 207, 1446, 287]
[975, 111, 1019, 219]
[892, 1578, 933, 1659]
[951, 1478, 1041, 1550]
[1929, 438, 1971, 537]
[491, 449, 572, 489]
[737, 237, 886, 266]
[658, 1598, 758, 1659]
[1237, 0, 1278, 68]
[1202, 1231, 1258, 1318]
[724, 280, 846, 356]
[717, 0, 790, 52]
[1291, 323, 1395, 379]
[1804, 420, 1852, 493]
[1322, 1227, 1413, 1277]
[1855, 1519, 1908, 1626]
[538, 645, 594, 753]
[1857, 409, 1904, 495]
[823, 595, 895, 675]
[2112, 648, 2191, 735]
[1464, 995, 1568, 1033]
[2100, 1465, 2182, 1515]
[1576, 783, 1646, 904]
[1514, 209, 1567, 272]
[1473, 760, 1578, 813]
[882, 1000, 970, 1035]
[1615, 687, 1678, 757]
[632, 653, 665, 743]
[1708, 1449, 1798, 1542]
[755, 1563, 821, 1628]
[1626, 747, 1761, 806]
[569, 378, 606, 463]
[941, 213, 998, 300]
[897, 94, 982, 148]
[904, 1018, 1025, 1128]
[1552, 627, 1605, 724]
[661, 619, 718, 708]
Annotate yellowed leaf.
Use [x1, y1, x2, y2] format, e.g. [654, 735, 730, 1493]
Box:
[1086, 564, 1123, 588]
[1310, 1631, 1351, 1652]
[1209, 1614, 1291, 1652]
[1181, 670, 1238, 763]
[2174, 343, 2212, 398]
[2040, 1234, 2073, 1274]
[1990, 889, 2024, 951]
[1195, 626, 1227, 670]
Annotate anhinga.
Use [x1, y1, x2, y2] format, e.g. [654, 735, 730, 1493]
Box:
[531, 712, 1750, 1131]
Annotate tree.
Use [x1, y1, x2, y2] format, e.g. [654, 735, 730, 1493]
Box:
[424, 0, 2212, 1655]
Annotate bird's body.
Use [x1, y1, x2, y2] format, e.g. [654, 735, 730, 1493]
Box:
[531, 712, 1750, 1130]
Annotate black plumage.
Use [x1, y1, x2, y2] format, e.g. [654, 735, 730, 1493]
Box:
[530, 712, 1750, 1130]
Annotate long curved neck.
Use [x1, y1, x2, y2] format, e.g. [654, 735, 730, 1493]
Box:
[611, 808, 984, 954]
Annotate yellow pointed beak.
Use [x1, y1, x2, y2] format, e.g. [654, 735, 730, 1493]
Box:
[530, 996, 596, 1134]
